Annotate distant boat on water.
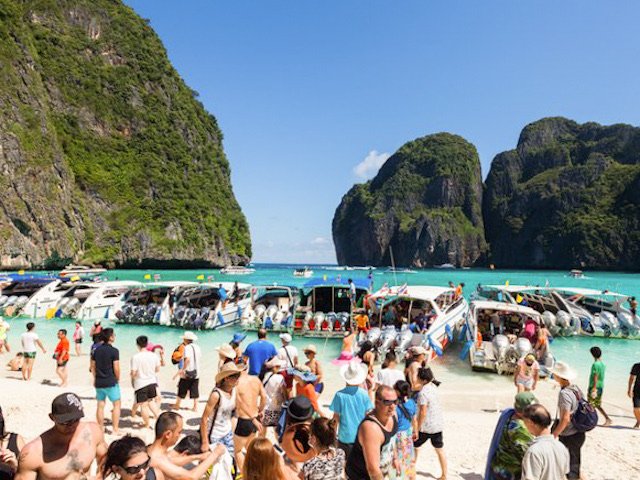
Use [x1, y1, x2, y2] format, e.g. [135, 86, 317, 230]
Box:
[59, 265, 106, 279]
[384, 267, 417, 274]
[220, 266, 255, 275]
[435, 263, 456, 269]
[293, 267, 313, 278]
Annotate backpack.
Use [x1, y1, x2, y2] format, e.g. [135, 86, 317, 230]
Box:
[171, 344, 185, 365]
[569, 387, 598, 432]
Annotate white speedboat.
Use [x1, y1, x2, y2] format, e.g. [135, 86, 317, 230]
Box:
[220, 265, 255, 275]
[568, 269, 585, 279]
[0, 274, 59, 317]
[59, 265, 107, 279]
[22, 280, 101, 319]
[384, 267, 417, 274]
[293, 267, 313, 278]
[113, 282, 198, 325]
[241, 285, 299, 332]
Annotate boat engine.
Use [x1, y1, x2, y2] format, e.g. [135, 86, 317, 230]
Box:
[378, 326, 397, 358]
[313, 312, 325, 331]
[514, 337, 533, 357]
[598, 311, 618, 334]
[0, 296, 7, 307]
[394, 329, 414, 359]
[492, 334, 511, 374]
[617, 312, 637, 332]
[240, 306, 255, 327]
[555, 311, 570, 330]
[365, 327, 382, 345]
[336, 312, 349, 331]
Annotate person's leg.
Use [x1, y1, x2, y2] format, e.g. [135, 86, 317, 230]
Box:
[112, 399, 121, 434]
[56, 365, 63, 384]
[22, 357, 32, 380]
[597, 406, 612, 424]
[131, 401, 139, 418]
[234, 429, 255, 472]
[435, 447, 447, 480]
[559, 432, 584, 479]
[148, 396, 161, 420]
[172, 379, 186, 409]
[190, 379, 199, 412]
[96, 399, 106, 428]
[633, 406, 640, 428]
[140, 401, 150, 428]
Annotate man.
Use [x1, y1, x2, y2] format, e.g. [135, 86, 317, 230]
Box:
[233, 360, 266, 469]
[345, 385, 398, 480]
[243, 328, 277, 376]
[277, 333, 298, 393]
[218, 284, 228, 309]
[53, 329, 70, 387]
[131, 335, 161, 428]
[347, 278, 357, 307]
[521, 404, 570, 480]
[629, 296, 637, 318]
[330, 361, 372, 457]
[172, 331, 201, 411]
[629, 359, 640, 428]
[550, 361, 587, 480]
[149, 412, 227, 480]
[455, 282, 465, 299]
[406, 346, 428, 394]
[15, 393, 107, 480]
[20, 322, 46, 381]
[587, 346, 612, 425]
[90, 328, 121, 434]
[487, 392, 537, 480]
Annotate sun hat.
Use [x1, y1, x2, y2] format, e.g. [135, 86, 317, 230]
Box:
[331, 350, 361, 366]
[182, 331, 198, 342]
[285, 396, 314, 422]
[216, 344, 236, 360]
[303, 344, 317, 354]
[292, 369, 318, 384]
[340, 360, 368, 386]
[551, 361, 577, 382]
[265, 357, 286, 369]
[281, 423, 315, 463]
[51, 393, 85, 423]
[280, 333, 292, 343]
[410, 346, 428, 356]
[232, 332, 247, 344]
[514, 392, 537, 412]
[215, 363, 245, 384]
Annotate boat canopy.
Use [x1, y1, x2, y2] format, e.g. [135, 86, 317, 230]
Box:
[371, 285, 453, 302]
[471, 300, 542, 317]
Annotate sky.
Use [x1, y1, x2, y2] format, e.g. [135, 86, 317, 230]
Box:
[124, 1, 640, 264]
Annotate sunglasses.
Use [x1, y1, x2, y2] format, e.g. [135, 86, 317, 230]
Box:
[378, 398, 398, 406]
[123, 457, 150, 475]
[58, 418, 80, 427]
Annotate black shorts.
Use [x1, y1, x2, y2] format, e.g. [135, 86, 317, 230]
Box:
[56, 360, 68, 367]
[177, 378, 199, 399]
[633, 396, 640, 409]
[135, 383, 158, 403]
[234, 417, 258, 437]
[414, 431, 443, 449]
[75, 339, 83, 344]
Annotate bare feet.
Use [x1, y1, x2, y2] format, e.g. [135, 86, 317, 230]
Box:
[633, 422, 639, 429]
[170, 404, 180, 410]
[603, 419, 612, 427]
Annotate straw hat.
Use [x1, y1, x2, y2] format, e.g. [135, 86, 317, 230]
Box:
[303, 344, 317, 354]
[551, 361, 577, 382]
[215, 363, 244, 384]
[216, 344, 236, 360]
[182, 331, 198, 342]
[340, 361, 367, 386]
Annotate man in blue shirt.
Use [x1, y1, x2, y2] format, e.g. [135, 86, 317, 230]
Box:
[330, 361, 373, 458]
[243, 328, 277, 375]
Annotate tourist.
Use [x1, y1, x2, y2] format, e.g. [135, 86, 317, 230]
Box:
[277, 333, 298, 393]
[550, 362, 586, 480]
[629, 359, 640, 428]
[521, 404, 570, 480]
[414, 367, 447, 480]
[629, 296, 637, 318]
[293, 368, 319, 413]
[149, 412, 227, 480]
[588, 346, 612, 425]
[357, 340, 375, 395]
[347, 278, 356, 307]
[218, 283, 228, 309]
[20, 322, 46, 381]
[0, 405, 25, 480]
[53, 329, 70, 387]
[172, 331, 201, 412]
[345, 385, 398, 480]
[15, 393, 107, 480]
[487, 392, 536, 480]
[534, 325, 550, 361]
[376, 351, 404, 388]
[341, 329, 356, 353]
[354, 309, 370, 335]
[455, 282, 465, 299]
[405, 346, 428, 395]
[234, 360, 267, 470]
[514, 353, 539, 392]
[91, 328, 121, 434]
[216, 343, 236, 371]
[243, 329, 277, 376]
[0, 318, 10, 354]
[102, 435, 162, 480]
[72, 321, 84, 356]
[301, 417, 345, 480]
[170, 434, 204, 464]
[303, 344, 324, 393]
[329, 361, 372, 457]
[90, 320, 103, 343]
[230, 332, 247, 363]
[262, 357, 288, 431]
[131, 335, 161, 429]
[278, 396, 314, 444]
[391, 380, 417, 480]
[242, 437, 288, 480]
[200, 363, 242, 458]
[5, 353, 22, 372]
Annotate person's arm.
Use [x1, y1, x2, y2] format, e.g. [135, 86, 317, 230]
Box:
[168, 452, 209, 466]
[553, 407, 571, 438]
[417, 403, 427, 435]
[181, 355, 190, 375]
[200, 392, 220, 452]
[532, 368, 539, 390]
[113, 360, 120, 382]
[36, 339, 46, 354]
[155, 445, 226, 480]
[315, 361, 324, 383]
[629, 374, 637, 398]
[94, 424, 108, 480]
[14, 442, 39, 480]
[360, 422, 384, 480]
[90, 358, 96, 378]
[513, 364, 520, 386]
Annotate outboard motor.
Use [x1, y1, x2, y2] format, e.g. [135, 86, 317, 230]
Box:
[325, 312, 337, 331]
[146, 304, 158, 322]
[599, 311, 618, 334]
[254, 304, 267, 320]
[555, 311, 570, 330]
[492, 334, 510, 361]
[133, 306, 145, 323]
[313, 312, 325, 331]
[394, 329, 414, 358]
[514, 337, 533, 358]
[241, 306, 255, 327]
[0, 295, 7, 307]
[541, 311, 556, 329]
[335, 312, 349, 331]
[265, 305, 278, 321]
[172, 306, 186, 326]
[365, 327, 382, 345]
[4, 296, 17, 307]
[378, 327, 397, 358]
[617, 312, 636, 331]
[303, 311, 313, 330]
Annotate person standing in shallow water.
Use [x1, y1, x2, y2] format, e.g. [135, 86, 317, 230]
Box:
[53, 329, 70, 388]
[20, 322, 46, 381]
[588, 346, 612, 426]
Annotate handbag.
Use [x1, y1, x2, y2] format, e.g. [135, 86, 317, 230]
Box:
[184, 345, 198, 379]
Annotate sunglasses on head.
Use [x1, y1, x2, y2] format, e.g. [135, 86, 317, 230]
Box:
[123, 457, 150, 475]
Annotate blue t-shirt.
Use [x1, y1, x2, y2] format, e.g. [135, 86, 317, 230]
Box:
[219, 287, 227, 301]
[396, 399, 417, 432]
[243, 340, 277, 375]
[329, 386, 373, 444]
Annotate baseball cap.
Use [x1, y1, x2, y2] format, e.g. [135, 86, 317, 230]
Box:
[514, 392, 537, 412]
[51, 393, 85, 423]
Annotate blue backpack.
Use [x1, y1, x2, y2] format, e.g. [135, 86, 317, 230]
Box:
[570, 387, 598, 432]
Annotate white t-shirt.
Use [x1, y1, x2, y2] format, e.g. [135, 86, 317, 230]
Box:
[21, 331, 39, 353]
[277, 345, 298, 368]
[184, 343, 202, 378]
[263, 372, 286, 411]
[376, 367, 405, 388]
[130, 350, 160, 390]
[417, 383, 444, 434]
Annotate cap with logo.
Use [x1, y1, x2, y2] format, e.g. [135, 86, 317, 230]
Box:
[51, 393, 85, 423]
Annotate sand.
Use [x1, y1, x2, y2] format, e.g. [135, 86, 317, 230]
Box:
[1, 347, 639, 480]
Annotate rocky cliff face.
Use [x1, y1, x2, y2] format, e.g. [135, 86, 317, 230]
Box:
[0, 0, 251, 269]
[483, 117, 640, 270]
[332, 133, 486, 267]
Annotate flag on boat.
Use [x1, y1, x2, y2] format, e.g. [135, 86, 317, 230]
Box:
[153, 274, 161, 281]
[196, 274, 205, 281]
[143, 274, 151, 280]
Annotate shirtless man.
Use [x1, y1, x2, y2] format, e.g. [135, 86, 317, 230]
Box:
[148, 412, 225, 480]
[233, 360, 266, 470]
[406, 346, 428, 395]
[15, 393, 107, 480]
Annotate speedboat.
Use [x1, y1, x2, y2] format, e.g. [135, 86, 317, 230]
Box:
[434, 263, 456, 269]
[293, 267, 313, 278]
[568, 269, 585, 279]
[113, 282, 198, 325]
[461, 300, 555, 376]
[0, 274, 59, 317]
[220, 265, 255, 275]
[22, 280, 101, 319]
[59, 265, 107, 279]
[241, 285, 299, 332]
[384, 267, 417, 274]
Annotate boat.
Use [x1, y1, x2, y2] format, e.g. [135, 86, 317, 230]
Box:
[240, 285, 300, 332]
[220, 266, 255, 275]
[434, 263, 456, 269]
[0, 274, 59, 317]
[461, 301, 555, 376]
[568, 269, 585, 279]
[113, 282, 198, 325]
[59, 265, 107, 279]
[384, 267, 417, 274]
[363, 285, 469, 361]
[293, 267, 313, 278]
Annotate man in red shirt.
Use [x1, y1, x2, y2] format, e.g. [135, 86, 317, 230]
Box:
[54, 328, 70, 387]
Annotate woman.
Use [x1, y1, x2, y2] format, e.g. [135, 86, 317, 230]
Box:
[262, 357, 288, 430]
[301, 417, 345, 480]
[303, 345, 324, 393]
[341, 328, 356, 354]
[230, 333, 247, 364]
[414, 367, 446, 480]
[0, 405, 25, 480]
[357, 340, 376, 396]
[390, 381, 417, 479]
[293, 369, 319, 413]
[216, 344, 237, 371]
[102, 435, 163, 480]
[514, 353, 539, 392]
[243, 437, 288, 480]
[72, 321, 84, 356]
[376, 352, 405, 388]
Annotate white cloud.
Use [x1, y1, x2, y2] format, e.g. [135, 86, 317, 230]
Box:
[353, 150, 391, 180]
[310, 236, 329, 246]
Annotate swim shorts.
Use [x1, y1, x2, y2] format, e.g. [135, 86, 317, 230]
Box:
[516, 377, 534, 390]
[75, 338, 83, 344]
[135, 383, 158, 403]
[633, 396, 640, 409]
[414, 431, 444, 449]
[234, 417, 258, 437]
[23, 352, 36, 359]
[588, 388, 603, 408]
[177, 377, 199, 399]
[56, 360, 68, 367]
[96, 384, 121, 402]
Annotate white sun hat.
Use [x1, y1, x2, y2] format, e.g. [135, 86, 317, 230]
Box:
[340, 360, 368, 386]
[551, 361, 577, 382]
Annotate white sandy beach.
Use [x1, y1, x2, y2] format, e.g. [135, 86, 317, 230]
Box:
[1, 346, 638, 480]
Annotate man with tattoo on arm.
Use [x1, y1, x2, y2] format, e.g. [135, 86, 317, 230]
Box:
[14, 393, 107, 480]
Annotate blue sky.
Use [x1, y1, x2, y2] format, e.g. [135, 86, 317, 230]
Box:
[124, 1, 640, 264]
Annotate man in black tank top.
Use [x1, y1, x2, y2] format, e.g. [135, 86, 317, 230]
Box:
[346, 385, 399, 480]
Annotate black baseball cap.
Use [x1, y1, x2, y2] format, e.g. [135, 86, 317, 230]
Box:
[51, 393, 85, 423]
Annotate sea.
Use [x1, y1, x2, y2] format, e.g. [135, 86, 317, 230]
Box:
[4, 264, 640, 406]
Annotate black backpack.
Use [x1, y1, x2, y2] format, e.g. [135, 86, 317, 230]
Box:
[569, 387, 598, 432]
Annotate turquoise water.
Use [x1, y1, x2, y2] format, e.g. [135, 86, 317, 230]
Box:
[4, 265, 639, 401]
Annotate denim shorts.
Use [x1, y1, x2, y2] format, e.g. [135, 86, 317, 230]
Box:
[96, 384, 121, 402]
